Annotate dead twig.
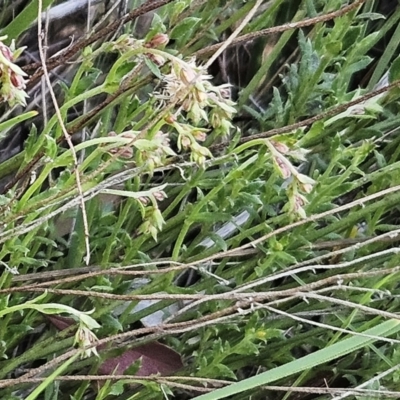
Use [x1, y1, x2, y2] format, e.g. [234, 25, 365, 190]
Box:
[196, 0, 366, 58]
[23, 0, 177, 87]
[37, 0, 91, 264]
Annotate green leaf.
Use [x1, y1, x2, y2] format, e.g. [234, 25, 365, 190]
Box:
[72, 68, 102, 95]
[109, 380, 126, 395]
[144, 56, 162, 79]
[356, 12, 385, 21]
[1, 0, 56, 42]
[232, 338, 259, 356]
[0, 111, 38, 141]
[389, 55, 400, 83]
[202, 232, 228, 251]
[191, 212, 232, 223]
[100, 184, 167, 199]
[209, 363, 237, 380]
[25, 353, 80, 400]
[0, 295, 9, 310]
[193, 320, 400, 400]
[169, 1, 190, 26]
[324, 40, 342, 56]
[133, 139, 159, 151]
[44, 134, 58, 159]
[101, 314, 123, 332]
[170, 17, 201, 45]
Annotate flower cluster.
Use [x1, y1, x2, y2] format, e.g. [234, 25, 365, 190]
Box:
[267, 139, 315, 219]
[107, 130, 175, 172]
[107, 131, 134, 159]
[105, 130, 171, 241]
[161, 58, 236, 131]
[134, 131, 175, 171]
[111, 34, 141, 53]
[155, 56, 237, 164]
[0, 36, 28, 107]
[111, 33, 169, 66]
[74, 325, 99, 358]
[106, 33, 237, 166]
[166, 115, 212, 164]
[137, 205, 165, 241]
[101, 33, 239, 242]
[144, 33, 169, 66]
[136, 188, 167, 241]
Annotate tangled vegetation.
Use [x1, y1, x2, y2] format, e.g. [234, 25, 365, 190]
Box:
[1, 0, 400, 399]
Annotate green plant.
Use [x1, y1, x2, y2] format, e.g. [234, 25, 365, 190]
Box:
[1, 1, 400, 399]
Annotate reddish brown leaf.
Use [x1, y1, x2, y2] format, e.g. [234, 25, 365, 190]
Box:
[47, 314, 182, 377]
[46, 315, 75, 331]
[98, 341, 183, 376]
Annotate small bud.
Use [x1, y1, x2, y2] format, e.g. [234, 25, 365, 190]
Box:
[119, 147, 133, 159]
[300, 183, 313, 194]
[75, 326, 99, 358]
[155, 131, 170, 147]
[194, 88, 208, 104]
[138, 196, 150, 205]
[153, 191, 167, 201]
[219, 86, 231, 99]
[210, 112, 221, 128]
[294, 194, 306, 208]
[0, 42, 13, 61]
[274, 157, 291, 179]
[0, 38, 28, 106]
[182, 97, 192, 111]
[148, 53, 165, 66]
[150, 155, 162, 166]
[192, 130, 207, 142]
[146, 157, 155, 171]
[121, 131, 137, 140]
[271, 140, 289, 154]
[296, 173, 315, 185]
[217, 118, 233, 136]
[180, 66, 196, 86]
[146, 33, 169, 48]
[152, 207, 165, 230]
[164, 114, 176, 124]
[293, 194, 308, 219]
[10, 72, 25, 89]
[197, 145, 212, 157]
[180, 135, 191, 149]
